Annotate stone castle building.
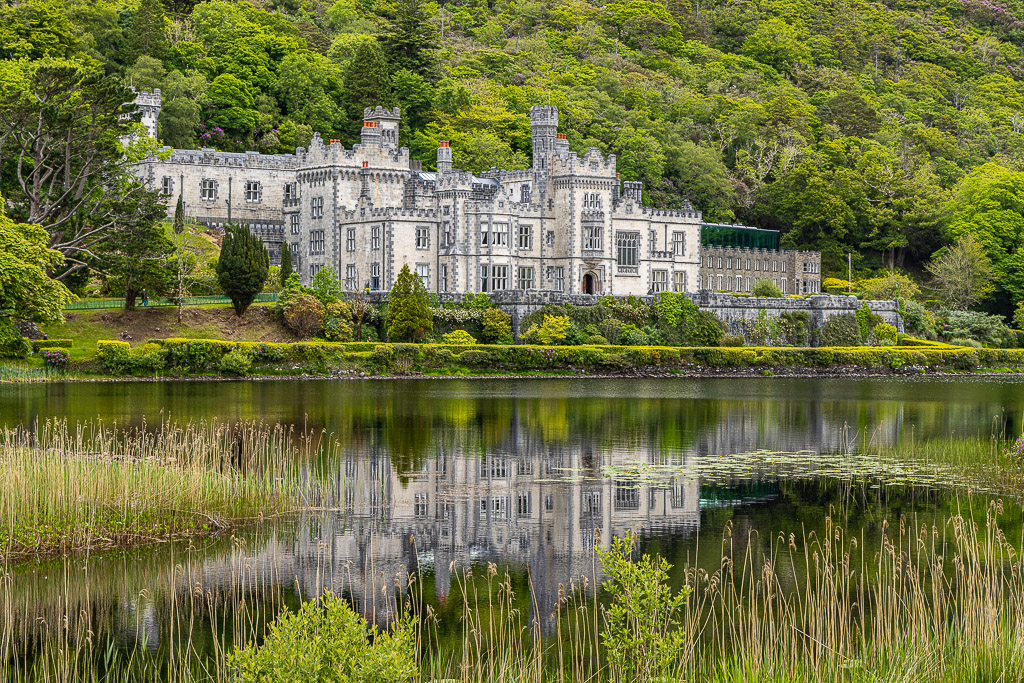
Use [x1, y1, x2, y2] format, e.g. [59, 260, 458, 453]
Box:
[132, 93, 819, 296]
[699, 223, 822, 295]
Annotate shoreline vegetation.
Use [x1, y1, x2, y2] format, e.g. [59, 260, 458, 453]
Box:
[0, 420, 331, 558]
[5, 508, 1023, 682]
[4, 336, 1024, 383]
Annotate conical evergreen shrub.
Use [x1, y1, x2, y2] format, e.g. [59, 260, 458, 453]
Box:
[216, 224, 269, 316]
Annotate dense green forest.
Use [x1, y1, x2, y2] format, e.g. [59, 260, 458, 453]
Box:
[6, 0, 1024, 311]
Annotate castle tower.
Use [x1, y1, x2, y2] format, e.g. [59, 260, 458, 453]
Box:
[530, 105, 559, 175]
[436, 140, 452, 173]
[363, 106, 401, 147]
[360, 119, 381, 146]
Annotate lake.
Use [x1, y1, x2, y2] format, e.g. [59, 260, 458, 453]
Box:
[2, 376, 1022, 677]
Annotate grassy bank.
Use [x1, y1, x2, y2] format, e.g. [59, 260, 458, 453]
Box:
[0, 420, 322, 557]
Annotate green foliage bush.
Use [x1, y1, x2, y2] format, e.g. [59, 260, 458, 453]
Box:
[874, 322, 898, 344]
[720, 334, 745, 347]
[216, 224, 269, 317]
[441, 329, 477, 344]
[229, 591, 417, 683]
[96, 340, 132, 373]
[597, 531, 690, 681]
[820, 314, 861, 347]
[323, 301, 354, 342]
[219, 348, 253, 376]
[310, 265, 344, 303]
[283, 293, 326, 338]
[619, 324, 649, 346]
[585, 334, 609, 345]
[480, 307, 513, 344]
[0, 319, 30, 359]
[753, 279, 783, 297]
[942, 310, 1015, 348]
[387, 265, 432, 342]
[520, 315, 571, 345]
[31, 339, 73, 351]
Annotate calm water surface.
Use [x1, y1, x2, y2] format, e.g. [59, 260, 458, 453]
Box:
[2, 376, 1022, 661]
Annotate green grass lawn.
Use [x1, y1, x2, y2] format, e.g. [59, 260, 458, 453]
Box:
[41, 302, 291, 361]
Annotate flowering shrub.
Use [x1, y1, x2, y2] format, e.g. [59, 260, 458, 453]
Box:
[442, 330, 477, 344]
[40, 348, 68, 368]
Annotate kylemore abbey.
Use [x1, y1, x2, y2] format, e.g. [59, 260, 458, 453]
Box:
[133, 93, 821, 297]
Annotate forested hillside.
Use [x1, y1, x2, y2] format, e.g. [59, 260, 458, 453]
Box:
[6, 0, 1024, 309]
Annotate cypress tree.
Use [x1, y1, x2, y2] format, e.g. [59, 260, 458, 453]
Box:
[386, 264, 432, 342]
[279, 241, 293, 287]
[172, 194, 185, 234]
[216, 224, 269, 317]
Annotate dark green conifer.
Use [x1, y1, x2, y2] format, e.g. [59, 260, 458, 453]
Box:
[216, 224, 269, 317]
[379, 0, 437, 76]
[279, 241, 293, 287]
[386, 264, 432, 342]
[342, 40, 392, 128]
[172, 194, 185, 234]
[125, 0, 169, 63]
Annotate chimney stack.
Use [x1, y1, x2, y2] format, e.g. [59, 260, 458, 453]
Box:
[437, 141, 452, 174]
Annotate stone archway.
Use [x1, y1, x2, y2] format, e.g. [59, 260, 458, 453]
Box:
[582, 273, 595, 295]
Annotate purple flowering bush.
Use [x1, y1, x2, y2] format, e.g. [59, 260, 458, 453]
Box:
[39, 348, 69, 368]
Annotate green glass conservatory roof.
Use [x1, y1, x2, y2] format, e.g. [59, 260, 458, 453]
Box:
[700, 223, 780, 250]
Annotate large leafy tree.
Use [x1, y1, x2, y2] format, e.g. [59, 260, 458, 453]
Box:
[0, 59, 159, 277]
[217, 224, 269, 316]
[387, 264, 432, 342]
[97, 190, 175, 310]
[279, 241, 293, 286]
[926, 233, 995, 310]
[0, 192, 75, 323]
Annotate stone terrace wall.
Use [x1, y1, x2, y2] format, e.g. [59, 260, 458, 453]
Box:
[691, 292, 902, 337]
[358, 290, 902, 340]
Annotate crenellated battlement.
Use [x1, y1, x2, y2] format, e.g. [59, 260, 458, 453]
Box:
[160, 147, 300, 169]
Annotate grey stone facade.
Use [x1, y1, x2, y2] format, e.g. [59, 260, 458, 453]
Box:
[133, 102, 702, 291]
[698, 245, 822, 295]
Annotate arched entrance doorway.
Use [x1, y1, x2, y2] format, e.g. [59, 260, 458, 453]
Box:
[582, 273, 595, 295]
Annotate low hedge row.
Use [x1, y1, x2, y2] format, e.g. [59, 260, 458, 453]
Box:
[77, 337, 1022, 376]
[32, 339, 73, 351]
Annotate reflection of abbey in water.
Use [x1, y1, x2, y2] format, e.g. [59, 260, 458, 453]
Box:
[196, 446, 700, 628]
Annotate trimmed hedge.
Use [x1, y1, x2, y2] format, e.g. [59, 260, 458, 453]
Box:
[104, 338, 1024, 376]
[32, 339, 73, 351]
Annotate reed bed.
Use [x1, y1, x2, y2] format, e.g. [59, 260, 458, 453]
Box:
[0, 419, 335, 557]
[3, 506, 1021, 683]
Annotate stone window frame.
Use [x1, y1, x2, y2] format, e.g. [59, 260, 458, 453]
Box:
[518, 224, 532, 250]
[346, 228, 356, 252]
[439, 264, 448, 292]
[490, 264, 509, 290]
[371, 225, 381, 250]
[443, 221, 452, 246]
[517, 266, 534, 290]
[672, 232, 685, 256]
[672, 271, 686, 292]
[615, 232, 640, 270]
[345, 264, 357, 290]
[370, 263, 381, 290]
[583, 223, 602, 251]
[546, 231, 555, 247]
[651, 270, 668, 292]
[290, 214, 300, 234]
[200, 178, 218, 201]
[310, 229, 325, 255]
[310, 197, 324, 219]
[284, 182, 297, 200]
[309, 263, 322, 280]
[492, 222, 509, 247]
[520, 184, 531, 204]
[547, 266, 565, 292]
[161, 176, 174, 196]
[416, 262, 430, 287]
[415, 225, 430, 250]
[244, 180, 262, 203]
